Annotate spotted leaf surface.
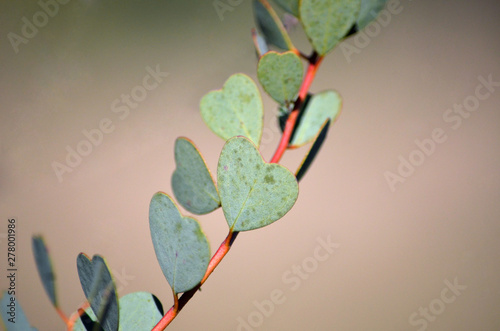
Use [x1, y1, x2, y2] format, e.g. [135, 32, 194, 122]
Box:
[300, 0, 361, 55]
[257, 51, 303, 105]
[149, 192, 210, 294]
[217, 136, 299, 231]
[200, 74, 263, 146]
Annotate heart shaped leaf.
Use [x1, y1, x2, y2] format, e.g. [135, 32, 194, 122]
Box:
[200, 73, 263, 147]
[32, 236, 58, 308]
[77, 254, 119, 331]
[257, 51, 303, 105]
[149, 192, 210, 294]
[172, 137, 220, 215]
[290, 90, 342, 147]
[73, 292, 163, 331]
[272, 0, 299, 16]
[1, 293, 37, 331]
[300, 0, 361, 55]
[253, 0, 294, 51]
[217, 136, 299, 231]
[357, 0, 388, 30]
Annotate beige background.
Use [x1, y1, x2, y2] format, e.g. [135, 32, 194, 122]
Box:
[1, 0, 500, 330]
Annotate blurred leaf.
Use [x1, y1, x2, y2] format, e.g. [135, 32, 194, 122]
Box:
[149, 192, 210, 294]
[74, 292, 163, 331]
[251, 28, 269, 58]
[253, 0, 294, 50]
[217, 136, 299, 231]
[272, 0, 300, 16]
[117, 292, 163, 330]
[300, 0, 361, 55]
[1, 293, 38, 331]
[77, 254, 119, 331]
[257, 51, 303, 105]
[32, 235, 57, 307]
[295, 119, 330, 182]
[290, 90, 341, 147]
[200, 73, 263, 147]
[357, 0, 388, 30]
[172, 137, 220, 215]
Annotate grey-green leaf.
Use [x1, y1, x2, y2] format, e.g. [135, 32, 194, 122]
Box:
[300, 0, 361, 55]
[149, 192, 210, 294]
[253, 0, 294, 50]
[273, 0, 300, 16]
[217, 136, 299, 231]
[77, 254, 119, 331]
[200, 73, 263, 147]
[172, 137, 220, 215]
[357, 0, 388, 30]
[295, 119, 330, 182]
[1, 293, 37, 331]
[290, 90, 342, 147]
[252, 28, 269, 58]
[74, 292, 163, 331]
[32, 236, 57, 308]
[257, 51, 303, 105]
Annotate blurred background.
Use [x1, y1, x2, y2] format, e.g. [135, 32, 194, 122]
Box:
[1, 0, 499, 330]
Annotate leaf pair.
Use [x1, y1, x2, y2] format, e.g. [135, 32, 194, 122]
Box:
[31, 237, 162, 330]
[256, 0, 389, 56]
[73, 292, 163, 331]
[150, 137, 299, 294]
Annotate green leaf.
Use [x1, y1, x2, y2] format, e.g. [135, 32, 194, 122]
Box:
[172, 137, 220, 215]
[200, 73, 263, 147]
[1, 293, 37, 331]
[272, 0, 300, 16]
[251, 28, 269, 58]
[74, 292, 163, 331]
[253, 0, 294, 51]
[257, 51, 303, 105]
[290, 90, 342, 147]
[217, 136, 299, 231]
[300, 0, 361, 55]
[77, 254, 119, 331]
[149, 192, 210, 294]
[32, 236, 58, 308]
[295, 119, 330, 182]
[357, 0, 388, 30]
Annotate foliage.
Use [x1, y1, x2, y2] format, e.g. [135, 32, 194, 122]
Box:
[1, 0, 388, 329]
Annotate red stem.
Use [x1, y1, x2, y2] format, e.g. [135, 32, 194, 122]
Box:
[152, 231, 238, 330]
[152, 52, 324, 331]
[270, 54, 324, 164]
